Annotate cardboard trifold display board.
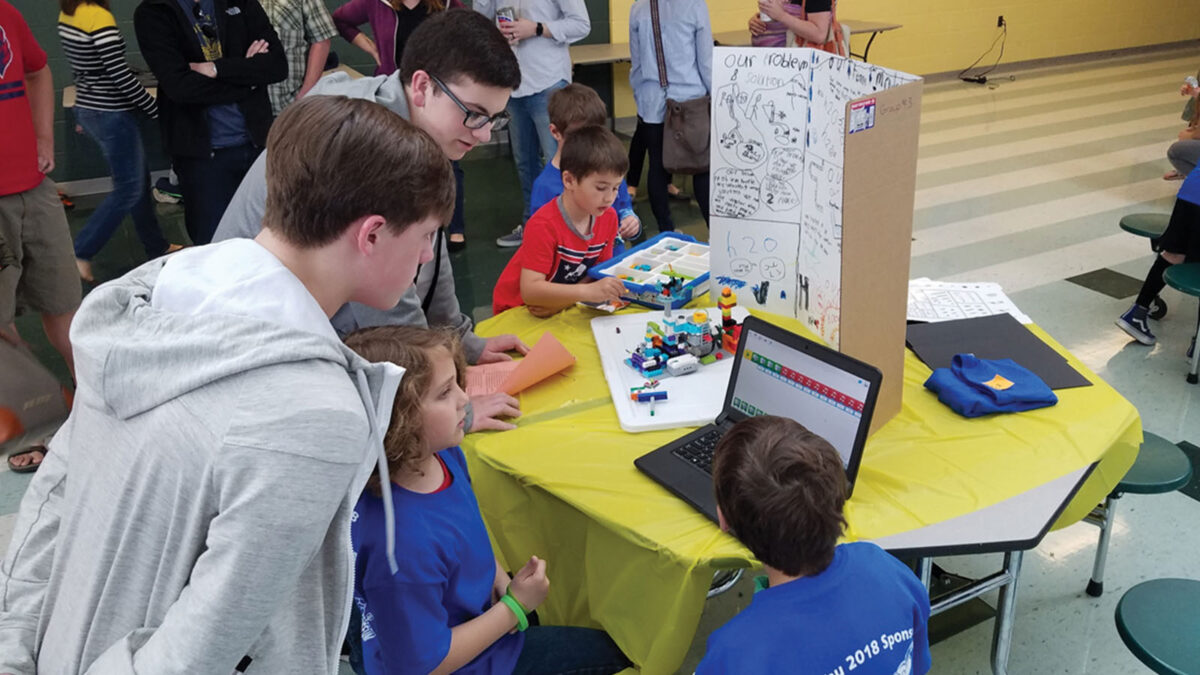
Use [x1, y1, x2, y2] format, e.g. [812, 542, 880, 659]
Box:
[708, 48, 922, 431]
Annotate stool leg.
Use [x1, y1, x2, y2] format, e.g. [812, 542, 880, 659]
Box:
[1088, 494, 1119, 597]
[1189, 305, 1200, 384]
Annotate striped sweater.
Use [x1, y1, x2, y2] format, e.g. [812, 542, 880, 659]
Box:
[58, 3, 156, 117]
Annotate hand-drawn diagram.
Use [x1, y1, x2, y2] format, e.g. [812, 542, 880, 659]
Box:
[709, 47, 917, 346]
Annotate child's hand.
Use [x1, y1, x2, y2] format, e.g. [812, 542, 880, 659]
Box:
[757, 0, 785, 23]
[619, 215, 641, 240]
[585, 277, 627, 305]
[509, 556, 550, 611]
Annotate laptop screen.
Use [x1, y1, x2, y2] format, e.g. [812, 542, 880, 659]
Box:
[727, 326, 874, 471]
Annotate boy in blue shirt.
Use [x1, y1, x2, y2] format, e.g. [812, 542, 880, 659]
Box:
[698, 416, 932, 675]
[528, 83, 641, 253]
[344, 325, 631, 675]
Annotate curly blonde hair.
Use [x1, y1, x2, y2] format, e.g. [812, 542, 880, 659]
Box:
[344, 325, 467, 494]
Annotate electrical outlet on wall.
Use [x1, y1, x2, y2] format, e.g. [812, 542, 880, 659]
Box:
[997, 15, 1005, 27]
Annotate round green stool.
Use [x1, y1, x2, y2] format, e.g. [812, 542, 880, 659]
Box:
[1162, 263, 1200, 383]
[1086, 432, 1193, 596]
[1115, 578, 1200, 674]
[1120, 213, 1172, 319]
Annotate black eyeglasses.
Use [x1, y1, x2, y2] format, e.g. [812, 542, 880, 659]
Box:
[429, 75, 510, 131]
[192, 3, 218, 41]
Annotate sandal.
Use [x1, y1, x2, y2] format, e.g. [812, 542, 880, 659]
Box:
[448, 233, 466, 253]
[1164, 170, 1185, 181]
[8, 444, 47, 473]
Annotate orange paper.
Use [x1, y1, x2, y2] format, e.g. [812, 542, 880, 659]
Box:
[465, 332, 575, 397]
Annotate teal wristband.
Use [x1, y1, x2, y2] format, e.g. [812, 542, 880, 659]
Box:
[499, 593, 529, 631]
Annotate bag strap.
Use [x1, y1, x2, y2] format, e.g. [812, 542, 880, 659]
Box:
[421, 228, 443, 314]
[800, 0, 839, 49]
[649, 0, 668, 89]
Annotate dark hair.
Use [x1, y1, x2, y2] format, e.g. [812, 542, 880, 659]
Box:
[59, 0, 110, 14]
[263, 95, 455, 247]
[548, 84, 607, 132]
[400, 9, 521, 91]
[343, 326, 467, 494]
[712, 416, 848, 577]
[560, 125, 629, 182]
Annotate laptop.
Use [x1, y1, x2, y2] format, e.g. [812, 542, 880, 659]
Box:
[634, 315, 883, 522]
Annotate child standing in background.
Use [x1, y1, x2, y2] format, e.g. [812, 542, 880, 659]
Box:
[530, 83, 641, 253]
[344, 325, 631, 675]
[492, 125, 629, 316]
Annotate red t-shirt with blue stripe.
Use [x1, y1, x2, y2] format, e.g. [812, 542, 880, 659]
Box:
[0, 0, 47, 196]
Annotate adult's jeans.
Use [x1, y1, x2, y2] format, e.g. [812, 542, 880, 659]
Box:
[449, 160, 466, 236]
[174, 142, 260, 245]
[507, 79, 569, 220]
[635, 117, 710, 232]
[73, 108, 168, 260]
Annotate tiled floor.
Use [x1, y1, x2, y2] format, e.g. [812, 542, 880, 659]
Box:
[7, 45, 1200, 674]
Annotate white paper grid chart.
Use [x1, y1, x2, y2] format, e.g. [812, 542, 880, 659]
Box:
[709, 48, 918, 348]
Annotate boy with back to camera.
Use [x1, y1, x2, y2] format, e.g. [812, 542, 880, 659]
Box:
[698, 416, 932, 675]
[492, 125, 628, 317]
[530, 83, 640, 251]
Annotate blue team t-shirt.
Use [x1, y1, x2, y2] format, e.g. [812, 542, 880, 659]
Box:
[696, 542, 932, 675]
[351, 447, 524, 675]
[1179, 163, 1200, 207]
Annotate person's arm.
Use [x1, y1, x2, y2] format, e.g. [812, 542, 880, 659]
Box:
[694, 3, 713, 93]
[92, 20, 158, 118]
[0, 431, 72, 673]
[332, 0, 370, 43]
[298, 39, 331, 99]
[87, 418, 366, 672]
[134, 3, 255, 105]
[628, 5, 641, 87]
[510, 0, 590, 44]
[519, 268, 625, 316]
[211, 0, 287, 86]
[298, 0, 338, 98]
[614, 180, 640, 239]
[24, 66, 55, 173]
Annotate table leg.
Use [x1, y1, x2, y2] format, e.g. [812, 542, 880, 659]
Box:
[990, 551, 1024, 675]
[918, 557, 933, 590]
[862, 31, 880, 62]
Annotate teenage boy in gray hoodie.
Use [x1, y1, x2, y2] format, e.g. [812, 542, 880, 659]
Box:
[0, 95, 455, 674]
[216, 9, 527, 433]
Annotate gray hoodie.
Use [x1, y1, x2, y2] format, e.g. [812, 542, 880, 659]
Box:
[213, 71, 487, 364]
[0, 240, 403, 674]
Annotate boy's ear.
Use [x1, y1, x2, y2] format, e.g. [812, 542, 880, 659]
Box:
[408, 70, 433, 109]
[562, 169, 578, 189]
[717, 506, 730, 533]
[351, 214, 389, 254]
[549, 123, 563, 141]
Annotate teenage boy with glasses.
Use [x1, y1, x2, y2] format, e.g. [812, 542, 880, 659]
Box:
[215, 9, 530, 434]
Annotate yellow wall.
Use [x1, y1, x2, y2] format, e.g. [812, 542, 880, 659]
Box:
[609, 0, 1200, 117]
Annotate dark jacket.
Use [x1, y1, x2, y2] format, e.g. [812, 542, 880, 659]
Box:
[134, 0, 287, 158]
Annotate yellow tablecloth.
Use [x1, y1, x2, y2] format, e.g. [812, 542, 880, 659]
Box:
[463, 306, 1141, 674]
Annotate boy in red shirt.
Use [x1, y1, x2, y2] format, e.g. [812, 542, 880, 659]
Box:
[492, 125, 628, 317]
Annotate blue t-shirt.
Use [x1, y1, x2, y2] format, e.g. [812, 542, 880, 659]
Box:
[1179, 163, 1200, 207]
[174, 0, 251, 148]
[351, 447, 524, 675]
[696, 543, 932, 675]
[531, 160, 637, 254]
[923, 354, 1058, 418]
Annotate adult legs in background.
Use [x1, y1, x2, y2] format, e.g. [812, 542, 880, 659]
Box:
[627, 123, 646, 195]
[512, 625, 632, 675]
[1167, 140, 1200, 179]
[448, 160, 466, 250]
[692, 171, 710, 225]
[73, 108, 170, 281]
[637, 117, 674, 232]
[497, 80, 568, 247]
[174, 143, 260, 245]
[1117, 198, 1200, 345]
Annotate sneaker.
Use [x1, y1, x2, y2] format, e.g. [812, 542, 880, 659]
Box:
[153, 177, 183, 204]
[496, 224, 524, 248]
[1115, 304, 1156, 345]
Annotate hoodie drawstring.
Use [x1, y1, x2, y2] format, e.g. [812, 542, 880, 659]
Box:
[355, 369, 400, 575]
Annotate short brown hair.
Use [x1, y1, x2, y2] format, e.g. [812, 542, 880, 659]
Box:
[548, 84, 607, 132]
[263, 95, 455, 248]
[60, 0, 109, 14]
[712, 416, 848, 577]
[343, 325, 467, 494]
[401, 9, 521, 91]
[560, 126, 629, 183]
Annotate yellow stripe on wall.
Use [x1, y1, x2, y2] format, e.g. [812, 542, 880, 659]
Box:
[608, 0, 1200, 118]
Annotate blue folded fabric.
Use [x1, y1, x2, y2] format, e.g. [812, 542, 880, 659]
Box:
[924, 354, 1058, 418]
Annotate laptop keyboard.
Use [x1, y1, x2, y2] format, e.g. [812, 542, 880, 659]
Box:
[671, 429, 725, 474]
